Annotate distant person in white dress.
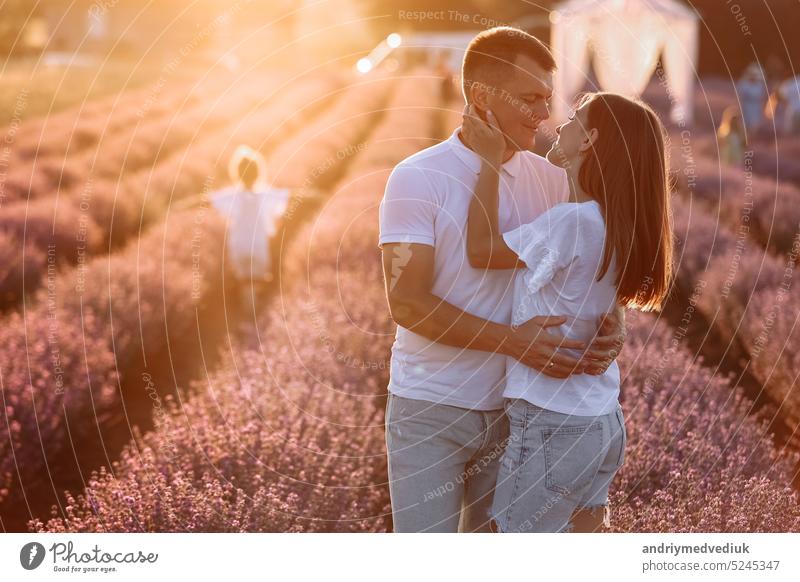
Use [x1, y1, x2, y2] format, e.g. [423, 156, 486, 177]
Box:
[211, 145, 290, 329]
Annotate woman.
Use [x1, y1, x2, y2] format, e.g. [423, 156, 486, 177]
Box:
[462, 92, 674, 533]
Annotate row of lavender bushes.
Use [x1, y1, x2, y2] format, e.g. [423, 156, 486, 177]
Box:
[680, 155, 800, 256]
[1, 72, 285, 201]
[2, 77, 252, 203]
[671, 154, 800, 447]
[1, 71, 398, 529]
[690, 131, 800, 189]
[0, 207, 227, 525]
[29, 71, 444, 533]
[610, 311, 800, 531]
[1, 78, 199, 197]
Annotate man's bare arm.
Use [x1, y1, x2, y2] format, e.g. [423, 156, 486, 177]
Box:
[382, 242, 587, 378]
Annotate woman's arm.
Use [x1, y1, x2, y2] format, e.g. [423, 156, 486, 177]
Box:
[467, 159, 522, 269]
[462, 107, 523, 270]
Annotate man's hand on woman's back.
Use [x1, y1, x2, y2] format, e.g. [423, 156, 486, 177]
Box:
[580, 306, 626, 375]
[504, 316, 587, 379]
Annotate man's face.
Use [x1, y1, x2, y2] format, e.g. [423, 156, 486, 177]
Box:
[473, 54, 554, 152]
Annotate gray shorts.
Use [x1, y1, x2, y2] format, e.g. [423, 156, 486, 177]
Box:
[491, 399, 627, 533]
[385, 394, 509, 532]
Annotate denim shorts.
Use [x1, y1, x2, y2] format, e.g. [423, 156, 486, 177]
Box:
[491, 399, 627, 533]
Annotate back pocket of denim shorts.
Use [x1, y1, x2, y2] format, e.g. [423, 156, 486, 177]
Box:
[542, 422, 604, 497]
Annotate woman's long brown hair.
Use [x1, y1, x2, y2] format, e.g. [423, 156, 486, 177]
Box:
[577, 92, 674, 312]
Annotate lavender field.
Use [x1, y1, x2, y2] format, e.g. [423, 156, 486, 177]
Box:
[2, 0, 800, 535]
[0, 63, 798, 533]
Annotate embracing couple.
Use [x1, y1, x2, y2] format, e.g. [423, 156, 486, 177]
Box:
[378, 26, 674, 533]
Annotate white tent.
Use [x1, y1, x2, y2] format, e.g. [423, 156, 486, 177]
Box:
[551, 0, 699, 124]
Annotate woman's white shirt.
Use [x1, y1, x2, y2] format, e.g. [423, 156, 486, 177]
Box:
[501, 200, 620, 416]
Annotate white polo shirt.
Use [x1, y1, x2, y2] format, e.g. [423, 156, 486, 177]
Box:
[378, 128, 570, 410]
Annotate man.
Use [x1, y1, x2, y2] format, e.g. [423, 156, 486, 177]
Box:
[775, 73, 800, 134]
[378, 26, 625, 533]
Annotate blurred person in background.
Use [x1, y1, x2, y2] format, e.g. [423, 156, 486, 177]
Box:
[211, 146, 290, 332]
[736, 62, 768, 136]
[717, 106, 746, 165]
[177, 145, 322, 335]
[768, 72, 800, 135]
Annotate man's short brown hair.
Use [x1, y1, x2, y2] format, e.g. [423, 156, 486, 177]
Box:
[462, 26, 556, 102]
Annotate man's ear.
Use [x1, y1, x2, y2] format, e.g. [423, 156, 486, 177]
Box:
[468, 82, 491, 120]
